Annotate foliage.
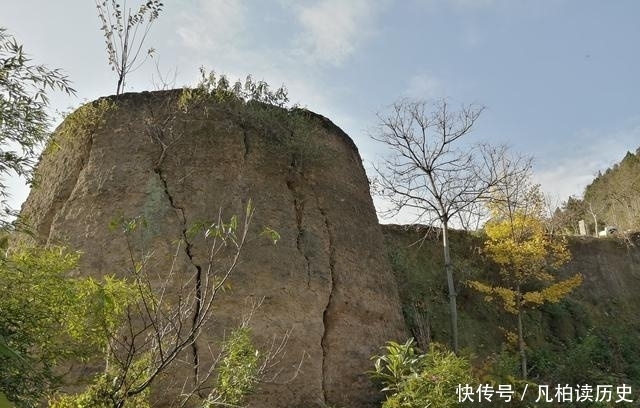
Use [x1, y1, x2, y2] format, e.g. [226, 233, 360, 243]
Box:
[473, 350, 535, 408]
[0, 245, 133, 407]
[172, 67, 327, 169]
[371, 339, 475, 408]
[178, 67, 290, 113]
[469, 183, 582, 379]
[95, 0, 163, 95]
[528, 322, 640, 393]
[583, 149, 640, 232]
[55, 202, 280, 407]
[177, 68, 302, 146]
[555, 196, 589, 235]
[471, 187, 580, 314]
[39, 98, 116, 161]
[0, 28, 74, 224]
[370, 339, 425, 393]
[384, 222, 640, 406]
[553, 148, 640, 234]
[31, 98, 116, 195]
[204, 327, 260, 406]
[48, 354, 151, 408]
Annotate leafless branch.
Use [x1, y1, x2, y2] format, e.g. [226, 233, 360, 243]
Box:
[370, 97, 530, 352]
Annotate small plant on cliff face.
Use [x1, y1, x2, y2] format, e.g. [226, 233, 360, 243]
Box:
[203, 326, 259, 407]
[40, 99, 116, 158]
[178, 67, 290, 114]
[177, 67, 330, 169]
[30, 99, 117, 193]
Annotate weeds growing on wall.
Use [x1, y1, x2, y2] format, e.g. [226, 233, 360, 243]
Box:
[177, 68, 331, 168]
[31, 99, 117, 191]
[42, 99, 116, 158]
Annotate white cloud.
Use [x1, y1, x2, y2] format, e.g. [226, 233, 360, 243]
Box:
[449, 0, 497, 10]
[176, 0, 248, 53]
[534, 159, 601, 201]
[534, 120, 640, 201]
[292, 0, 387, 65]
[417, 0, 499, 12]
[403, 73, 443, 99]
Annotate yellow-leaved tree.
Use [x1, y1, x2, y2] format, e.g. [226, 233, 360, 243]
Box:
[469, 181, 582, 380]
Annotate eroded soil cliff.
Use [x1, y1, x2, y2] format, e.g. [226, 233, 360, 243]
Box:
[20, 90, 407, 407]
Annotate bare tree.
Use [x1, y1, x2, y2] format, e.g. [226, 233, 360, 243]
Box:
[62, 202, 287, 407]
[95, 0, 163, 95]
[585, 200, 605, 236]
[372, 98, 528, 352]
[105, 205, 253, 406]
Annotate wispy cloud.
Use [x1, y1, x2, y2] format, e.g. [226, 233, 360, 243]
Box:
[449, 0, 498, 10]
[534, 158, 602, 201]
[176, 0, 248, 53]
[417, 0, 499, 12]
[534, 120, 640, 201]
[403, 73, 444, 99]
[291, 0, 387, 65]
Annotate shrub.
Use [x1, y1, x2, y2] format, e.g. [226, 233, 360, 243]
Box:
[370, 339, 475, 408]
[206, 327, 260, 406]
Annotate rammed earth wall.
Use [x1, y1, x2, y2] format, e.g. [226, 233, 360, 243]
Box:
[20, 90, 407, 407]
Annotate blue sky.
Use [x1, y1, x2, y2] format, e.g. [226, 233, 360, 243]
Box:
[3, 0, 640, 223]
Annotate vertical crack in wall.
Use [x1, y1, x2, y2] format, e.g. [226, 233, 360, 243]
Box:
[232, 125, 249, 209]
[286, 157, 312, 288]
[314, 189, 336, 405]
[242, 129, 250, 159]
[146, 98, 203, 387]
[154, 167, 203, 384]
[286, 156, 336, 402]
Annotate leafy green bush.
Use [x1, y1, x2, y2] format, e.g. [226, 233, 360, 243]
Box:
[370, 339, 424, 393]
[49, 360, 151, 408]
[474, 349, 534, 407]
[371, 339, 475, 408]
[0, 245, 134, 407]
[204, 326, 260, 407]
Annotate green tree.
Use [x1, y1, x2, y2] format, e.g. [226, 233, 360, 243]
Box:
[0, 245, 134, 407]
[0, 28, 74, 224]
[582, 149, 640, 232]
[95, 0, 163, 95]
[469, 184, 582, 379]
[560, 196, 587, 235]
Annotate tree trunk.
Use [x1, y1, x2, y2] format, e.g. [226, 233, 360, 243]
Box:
[516, 292, 527, 380]
[442, 223, 458, 353]
[116, 74, 124, 95]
